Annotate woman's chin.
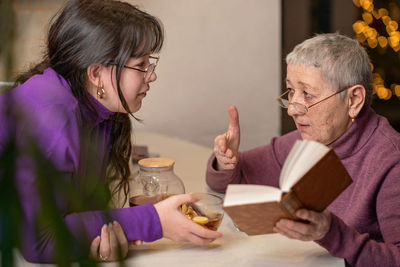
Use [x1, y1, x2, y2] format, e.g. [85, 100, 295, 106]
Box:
[129, 103, 142, 113]
[299, 132, 316, 142]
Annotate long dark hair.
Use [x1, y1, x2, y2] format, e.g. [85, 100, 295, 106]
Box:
[16, 0, 164, 206]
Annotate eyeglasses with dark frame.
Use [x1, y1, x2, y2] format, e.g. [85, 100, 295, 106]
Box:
[276, 85, 352, 115]
[120, 55, 159, 83]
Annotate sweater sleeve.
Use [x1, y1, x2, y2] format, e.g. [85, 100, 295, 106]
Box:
[205, 153, 242, 193]
[316, 165, 400, 266]
[64, 204, 162, 245]
[205, 133, 299, 192]
[316, 214, 400, 266]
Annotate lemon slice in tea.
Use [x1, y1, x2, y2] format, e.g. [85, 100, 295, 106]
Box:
[193, 216, 209, 225]
[181, 204, 188, 214]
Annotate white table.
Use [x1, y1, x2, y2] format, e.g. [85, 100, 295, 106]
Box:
[13, 131, 344, 267]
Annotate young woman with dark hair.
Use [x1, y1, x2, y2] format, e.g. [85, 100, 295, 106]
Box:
[0, 0, 221, 263]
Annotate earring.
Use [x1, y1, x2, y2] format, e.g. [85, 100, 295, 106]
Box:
[349, 110, 355, 123]
[350, 113, 355, 123]
[97, 85, 105, 99]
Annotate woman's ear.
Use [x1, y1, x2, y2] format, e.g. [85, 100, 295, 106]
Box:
[87, 64, 103, 88]
[348, 85, 366, 119]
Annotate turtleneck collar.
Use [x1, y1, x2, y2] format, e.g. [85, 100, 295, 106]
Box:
[328, 106, 379, 159]
[86, 93, 115, 125]
[46, 67, 115, 125]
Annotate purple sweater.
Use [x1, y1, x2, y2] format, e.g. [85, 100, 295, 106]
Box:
[0, 68, 162, 262]
[206, 107, 400, 266]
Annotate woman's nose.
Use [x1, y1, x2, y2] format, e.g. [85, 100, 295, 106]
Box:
[147, 72, 157, 83]
[287, 102, 307, 117]
[287, 103, 298, 117]
[286, 93, 306, 117]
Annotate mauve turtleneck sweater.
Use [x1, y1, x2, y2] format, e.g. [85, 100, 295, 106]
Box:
[206, 106, 400, 266]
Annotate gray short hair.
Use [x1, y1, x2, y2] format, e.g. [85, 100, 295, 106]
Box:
[286, 33, 372, 106]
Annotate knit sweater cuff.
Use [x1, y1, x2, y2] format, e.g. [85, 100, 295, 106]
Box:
[205, 154, 239, 193]
[315, 213, 344, 253]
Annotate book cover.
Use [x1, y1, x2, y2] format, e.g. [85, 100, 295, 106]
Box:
[223, 140, 352, 236]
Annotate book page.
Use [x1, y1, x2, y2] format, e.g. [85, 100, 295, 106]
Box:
[280, 140, 329, 192]
[279, 140, 307, 186]
[223, 184, 282, 207]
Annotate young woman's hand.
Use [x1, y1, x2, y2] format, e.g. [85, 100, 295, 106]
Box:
[154, 194, 223, 245]
[90, 221, 142, 261]
[213, 105, 240, 170]
[273, 209, 332, 241]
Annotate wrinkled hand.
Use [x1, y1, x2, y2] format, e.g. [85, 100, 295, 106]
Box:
[273, 209, 331, 241]
[90, 221, 142, 262]
[214, 105, 240, 170]
[154, 194, 223, 245]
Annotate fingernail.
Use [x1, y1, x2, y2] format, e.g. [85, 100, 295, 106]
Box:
[102, 224, 107, 229]
[113, 220, 119, 225]
[108, 222, 113, 227]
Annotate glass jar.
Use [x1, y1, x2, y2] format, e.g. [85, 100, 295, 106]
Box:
[129, 158, 185, 206]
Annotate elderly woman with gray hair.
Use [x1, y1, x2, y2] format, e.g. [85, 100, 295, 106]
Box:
[206, 33, 400, 266]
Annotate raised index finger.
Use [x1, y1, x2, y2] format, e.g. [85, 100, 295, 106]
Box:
[227, 105, 240, 139]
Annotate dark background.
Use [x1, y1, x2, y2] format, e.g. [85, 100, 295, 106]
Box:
[281, 0, 400, 134]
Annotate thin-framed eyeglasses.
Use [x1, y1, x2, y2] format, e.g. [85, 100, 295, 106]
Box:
[122, 55, 159, 83]
[276, 85, 352, 115]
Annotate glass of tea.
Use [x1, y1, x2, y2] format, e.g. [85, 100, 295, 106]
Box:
[181, 193, 224, 231]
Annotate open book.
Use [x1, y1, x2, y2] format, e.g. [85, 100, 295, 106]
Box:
[223, 139, 352, 236]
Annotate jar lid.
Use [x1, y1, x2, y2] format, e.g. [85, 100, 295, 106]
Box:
[138, 157, 175, 168]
